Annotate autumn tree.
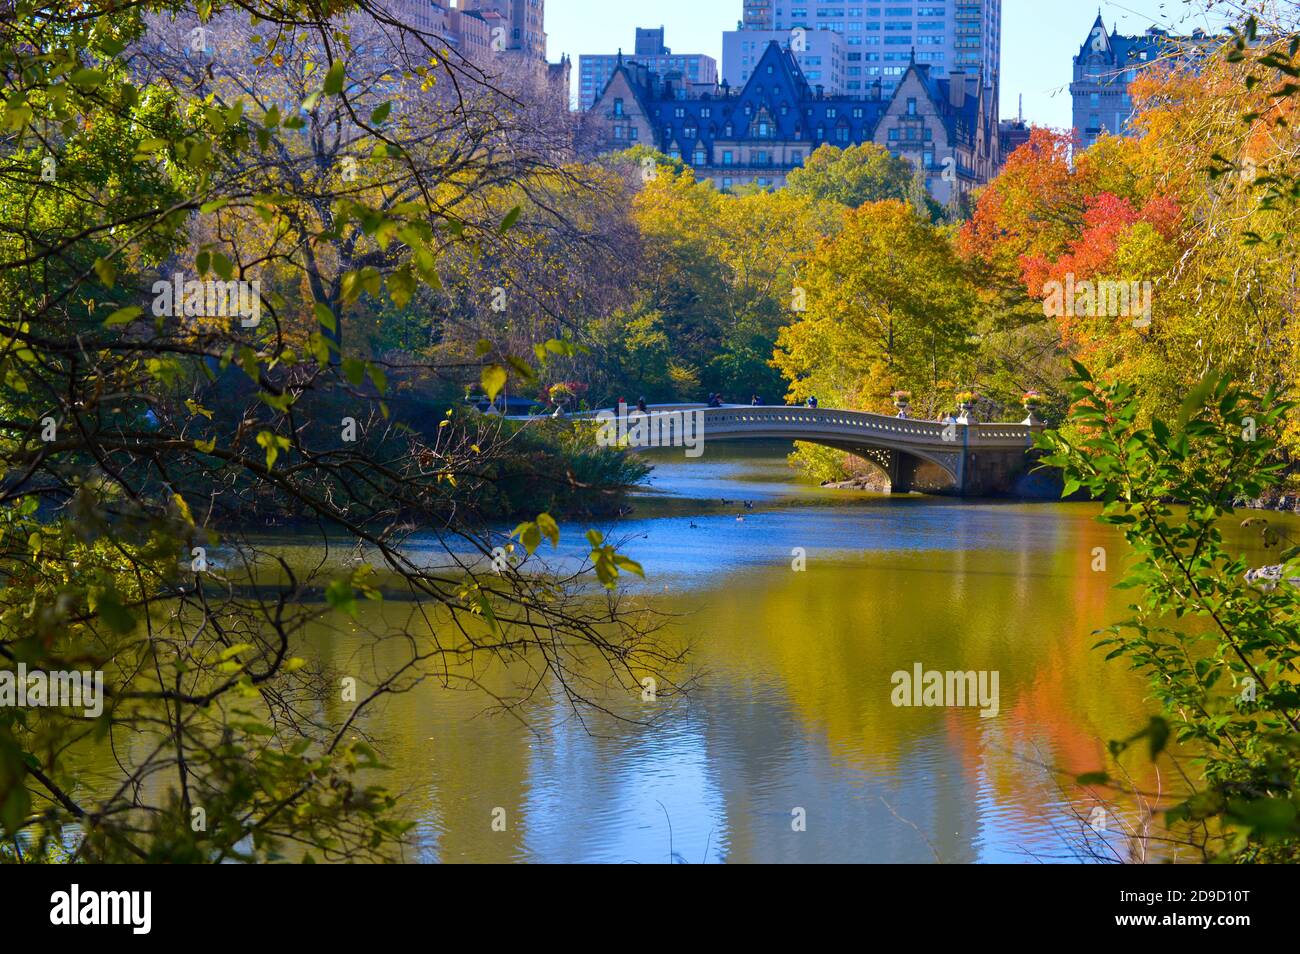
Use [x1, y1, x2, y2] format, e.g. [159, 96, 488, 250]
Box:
[773, 199, 976, 416]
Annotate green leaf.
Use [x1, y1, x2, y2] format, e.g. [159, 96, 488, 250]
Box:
[69, 68, 105, 88]
[323, 60, 346, 95]
[536, 513, 560, 548]
[313, 302, 337, 332]
[1177, 372, 1218, 428]
[325, 577, 357, 617]
[256, 430, 290, 470]
[500, 205, 521, 232]
[0, 784, 30, 835]
[481, 364, 507, 401]
[92, 258, 116, 288]
[613, 554, 645, 578]
[342, 357, 366, 386]
[103, 305, 142, 327]
[512, 521, 541, 555]
[94, 588, 136, 634]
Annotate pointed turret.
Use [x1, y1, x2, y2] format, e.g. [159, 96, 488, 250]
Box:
[1082, 12, 1113, 60]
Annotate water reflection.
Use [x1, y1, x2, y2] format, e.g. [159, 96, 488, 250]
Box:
[302, 442, 1191, 862]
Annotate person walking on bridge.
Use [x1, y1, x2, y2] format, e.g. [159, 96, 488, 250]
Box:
[806, 395, 818, 408]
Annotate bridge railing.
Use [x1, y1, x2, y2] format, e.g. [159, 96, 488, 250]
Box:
[695, 406, 1039, 449]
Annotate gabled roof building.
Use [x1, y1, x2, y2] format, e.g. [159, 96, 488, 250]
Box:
[583, 40, 1000, 206]
[1070, 13, 1222, 148]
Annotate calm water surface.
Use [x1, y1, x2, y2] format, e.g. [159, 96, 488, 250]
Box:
[302, 441, 1257, 863]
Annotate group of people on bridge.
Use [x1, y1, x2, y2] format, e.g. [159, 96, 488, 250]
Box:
[705, 393, 818, 409]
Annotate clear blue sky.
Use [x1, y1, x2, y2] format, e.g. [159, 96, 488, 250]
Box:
[545, 0, 1234, 127]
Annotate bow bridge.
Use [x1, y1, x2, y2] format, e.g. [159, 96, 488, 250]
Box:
[569, 403, 1047, 497]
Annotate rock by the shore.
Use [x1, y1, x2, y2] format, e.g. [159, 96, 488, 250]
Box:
[821, 474, 891, 493]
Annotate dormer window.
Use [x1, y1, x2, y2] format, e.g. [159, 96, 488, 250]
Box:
[758, 121, 770, 137]
[674, 107, 685, 118]
[683, 124, 697, 139]
[907, 97, 917, 116]
[725, 123, 734, 136]
[613, 98, 624, 116]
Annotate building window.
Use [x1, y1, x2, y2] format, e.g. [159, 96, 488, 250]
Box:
[614, 98, 624, 116]
[693, 148, 706, 165]
[723, 150, 734, 165]
[907, 97, 917, 116]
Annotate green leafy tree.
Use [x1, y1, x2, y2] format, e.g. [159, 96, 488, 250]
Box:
[787, 142, 914, 208]
[1040, 364, 1300, 862]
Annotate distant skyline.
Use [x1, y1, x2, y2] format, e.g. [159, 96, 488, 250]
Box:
[544, 0, 1236, 128]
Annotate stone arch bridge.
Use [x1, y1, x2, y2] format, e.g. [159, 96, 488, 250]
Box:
[560, 404, 1047, 497]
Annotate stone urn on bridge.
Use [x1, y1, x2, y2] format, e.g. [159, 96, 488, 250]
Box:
[892, 390, 912, 419]
[1022, 391, 1044, 427]
[954, 390, 979, 426]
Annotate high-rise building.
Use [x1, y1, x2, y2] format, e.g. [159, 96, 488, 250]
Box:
[735, 0, 1001, 99]
[579, 29, 718, 111]
[723, 29, 848, 95]
[376, 1, 547, 63]
[459, 0, 547, 60]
